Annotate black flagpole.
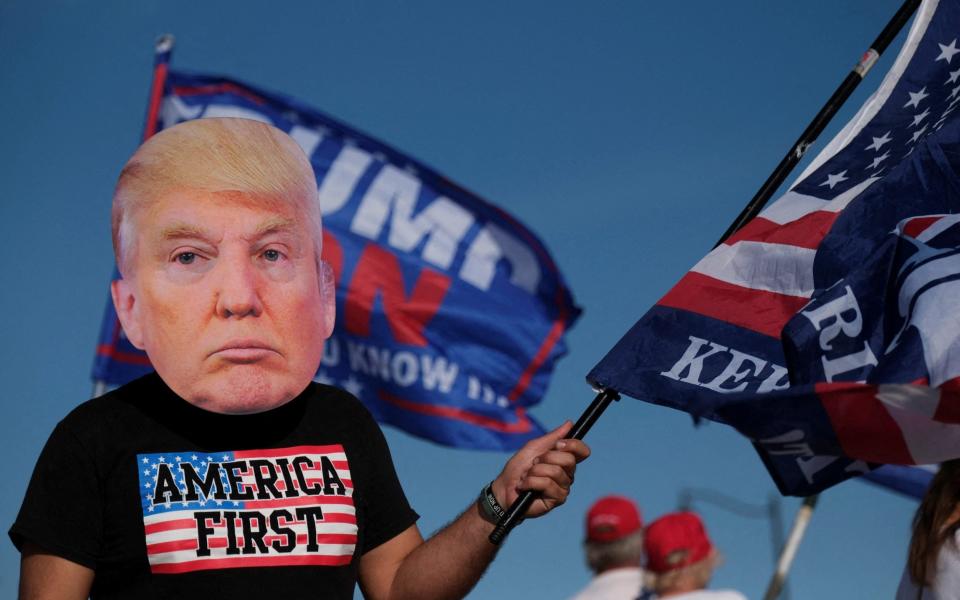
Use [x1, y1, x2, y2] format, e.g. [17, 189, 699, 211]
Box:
[489, 0, 922, 547]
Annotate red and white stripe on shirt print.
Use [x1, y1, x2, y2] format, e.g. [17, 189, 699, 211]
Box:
[137, 445, 355, 573]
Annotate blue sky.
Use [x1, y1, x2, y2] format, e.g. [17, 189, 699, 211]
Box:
[0, 1, 922, 598]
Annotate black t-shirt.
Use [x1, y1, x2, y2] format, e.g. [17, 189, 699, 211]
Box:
[10, 373, 419, 599]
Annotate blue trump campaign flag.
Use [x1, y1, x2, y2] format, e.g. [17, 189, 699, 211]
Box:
[93, 68, 580, 451]
[589, 0, 960, 496]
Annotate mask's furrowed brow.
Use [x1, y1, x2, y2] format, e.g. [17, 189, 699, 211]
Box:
[158, 222, 215, 243]
[247, 217, 299, 243]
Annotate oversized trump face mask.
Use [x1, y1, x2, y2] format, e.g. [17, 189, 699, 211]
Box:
[110, 118, 334, 414]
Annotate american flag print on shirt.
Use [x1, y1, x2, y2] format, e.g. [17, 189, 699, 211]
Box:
[137, 445, 356, 574]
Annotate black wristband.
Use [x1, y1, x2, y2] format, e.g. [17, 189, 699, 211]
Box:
[477, 481, 506, 524]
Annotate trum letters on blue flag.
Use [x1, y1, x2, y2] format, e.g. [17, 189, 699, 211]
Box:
[93, 71, 580, 451]
[589, 0, 960, 495]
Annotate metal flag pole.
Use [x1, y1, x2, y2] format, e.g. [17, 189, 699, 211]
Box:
[91, 34, 173, 399]
[489, 0, 921, 547]
[763, 495, 818, 600]
[141, 34, 174, 142]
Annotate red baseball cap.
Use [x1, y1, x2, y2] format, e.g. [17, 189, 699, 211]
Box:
[585, 495, 643, 543]
[644, 511, 714, 574]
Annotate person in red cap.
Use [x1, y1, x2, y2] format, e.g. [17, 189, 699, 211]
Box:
[569, 495, 646, 600]
[642, 511, 745, 599]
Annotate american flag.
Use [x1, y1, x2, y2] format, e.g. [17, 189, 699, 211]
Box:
[138, 445, 356, 573]
[589, 0, 960, 495]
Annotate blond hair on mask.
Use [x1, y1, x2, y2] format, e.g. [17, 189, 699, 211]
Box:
[111, 117, 320, 276]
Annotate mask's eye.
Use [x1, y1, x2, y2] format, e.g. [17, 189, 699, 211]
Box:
[263, 249, 282, 262]
[175, 252, 197, 265]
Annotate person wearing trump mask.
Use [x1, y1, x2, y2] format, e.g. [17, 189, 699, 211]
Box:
[10, 118, 590, 600]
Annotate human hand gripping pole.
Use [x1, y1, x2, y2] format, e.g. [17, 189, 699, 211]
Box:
[488, 389, 619, 545]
